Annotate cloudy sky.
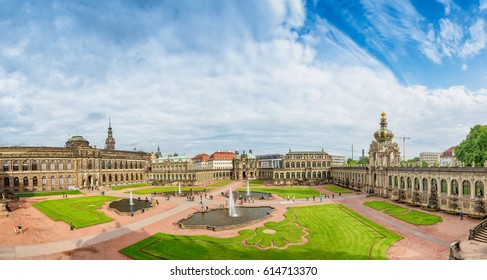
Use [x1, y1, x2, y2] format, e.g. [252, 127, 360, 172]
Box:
[0, 0, 486, 159]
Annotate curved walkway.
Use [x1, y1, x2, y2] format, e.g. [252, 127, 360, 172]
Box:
[0, 183, 474, 259]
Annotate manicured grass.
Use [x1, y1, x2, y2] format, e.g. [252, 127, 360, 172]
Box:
[33, 196, 118, 228]
[364, 201, 442, 225]
[249, 179, 265, 186]
[237, 187, 321, 199]
[111, 183, 148, 191]
[323, 185, 352, 194]
[209, 180, 232, 187]
[120, 204, 402, 260]
[15, 190, 82, 198]
[128, 187, 208, 195]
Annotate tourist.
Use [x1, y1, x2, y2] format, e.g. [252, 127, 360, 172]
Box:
[293, 196, 295, 202]
[17, 224, 23, 234]
[313, 195, 315, 201]
[70, 223, 74, 231]
[460, 210, 464, 220]
[320, 195, 323, 203]
[131, 212, 134, 217]
[287, 195, 290, 201]
[332, 194, 334, 199]
[306, 196, 309, 201]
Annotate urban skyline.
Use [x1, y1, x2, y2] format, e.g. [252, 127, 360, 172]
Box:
[0, 1, 486, 160]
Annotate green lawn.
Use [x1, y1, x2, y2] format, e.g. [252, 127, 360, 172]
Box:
[128, 187, 208, 195]
[33, 196, 118, 228]
[209, 180, 232, 187]
[364, 201, 442, 225]
[120, 204, 402, 260]
[237, 187, 321, 199]
[15, 190, 82, 198]
[248, 179, 265, 186]
[111, 183, 148, 191]
[323, 185, 352, 194]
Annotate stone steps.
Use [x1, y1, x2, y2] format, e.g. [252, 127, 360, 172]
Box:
[473, 228, 487, 243]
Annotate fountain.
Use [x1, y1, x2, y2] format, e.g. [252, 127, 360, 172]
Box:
[246, 180, 251, 196]
[178, 182, 182, 195]
[228, 187, 238, 217]
[129, 191, 134, 206]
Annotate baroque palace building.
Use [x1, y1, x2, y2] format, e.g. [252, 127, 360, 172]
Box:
[331, 113, 486, 216]
[0, 123, 150, 193]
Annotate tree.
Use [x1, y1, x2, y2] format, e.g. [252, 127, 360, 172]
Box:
[357, 156, 369, 165]
[347, 158, 357, 166]
[455, 125, 487, 166]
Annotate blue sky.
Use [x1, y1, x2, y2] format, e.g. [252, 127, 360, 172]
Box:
[0, 0, 486, 160]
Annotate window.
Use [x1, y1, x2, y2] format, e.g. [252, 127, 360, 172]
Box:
[114, 161, 118, 169]
[285, 162, 290, 168]
[441, 179, 447, 193]
[51, 176, 56, 186]
[108, 161, 112, 169]
[475, 181, 484, 197]
[4, 177, 9, 188]
[14, 177, 19, 188]
[312, 162, 316, 168]
[33, 177, 38, 187]
[67, 160, 72, 170]
[102, 161, 105, 169]
[23, 161, 29, 171]
[68, 176, 73, 185]
[41, 160, 47, 171]
[13, 161, 19, 171]
[42, 176, 47, 187]
[59, 176, 64, 186]
[23, 177, 29, 187]
[407, 177, 412, 189]
[88, 160, 93, 169]
[58, 160, 64, 170]
[50, 160, 55, 170]
[451, 180, 459, 195]
[422, 178, 428, 191]
[462, 180, 471, 196]
[32, 160, 38, 171]
[3, 161, 9, 171]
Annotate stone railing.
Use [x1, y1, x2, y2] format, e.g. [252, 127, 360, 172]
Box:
[468, 218, 487, 240]
[449, 240, 464, 260]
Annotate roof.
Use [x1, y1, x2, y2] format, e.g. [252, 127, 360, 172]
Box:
[66, 135, 89, 143]
[209, 151, 236, 160]
[442, 146, 455, 156]
[154, 154, 191, 163]
[193, 153, 210, 162]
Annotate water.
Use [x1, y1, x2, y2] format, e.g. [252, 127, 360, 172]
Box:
[178, 207, 274, 229]
[178, 182, 182, 195]
[246, 180, 250, 196]
[129, 191, 134, 206]
[228, 187, 238, 217]
[109, 198, 152, 214]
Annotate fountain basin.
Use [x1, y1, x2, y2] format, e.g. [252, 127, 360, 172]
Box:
[108, 198, 152, 216]
[234, 191, 273, 200]
[177, 206, 275, 231]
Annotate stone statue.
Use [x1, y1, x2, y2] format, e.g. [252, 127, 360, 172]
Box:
[472, 161, 476, 167]
[484, 161, 487, 167]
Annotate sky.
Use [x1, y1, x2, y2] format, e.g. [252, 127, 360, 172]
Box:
[0, 0, 486, 160]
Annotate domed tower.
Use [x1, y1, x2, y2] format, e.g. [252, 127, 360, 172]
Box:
[369, 112, 400, 168]
[374, 112, 394, 143]
[105, 118, 116, 150]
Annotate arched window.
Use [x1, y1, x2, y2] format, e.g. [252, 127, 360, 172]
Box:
[422, 178, 428, 192]
[58, 160, 64, 170]
[475, 181, 484, 197]
[414, 178, 420, 190]
[441, 179, 447, 193]
[50, 160, 55, 170]
[130, 162, 134, 169]
[67, 160, 72, 170]
[102, 174, 106, 183]
[400, 177, 405, 188]
[51, 176, 56, 186]
[23, 160, 29, 171]
[23, 177, 29, 187]
[307, 172, 311, 178]
[431, 179, 438, 192]
[13, 177, 19, 188]
[451, 180, 459, 195]
[3, 161, 9, 171]
[41, 160, 47, 171]
[68, 176, 73, 185]
[285, 162, 290, 168]
[59, 176, 64, 186]
[318, 162, 322, 167]
[32, 160, 38, 171]
[131, 173, 134, 180]
[115, 174, 118, 182]
[13, 161, 19, 171]
[312, 172, 316, 178]
[88, 160, 93, 169]
[109, 174, 112, 182]
[462, 180, 471, 196]
[307, 162, 311, 168]
[407, 177, 412, 189]
[389, 176, 392, 187]
[296, 162, 300, 168]
[114, 161, 118, 169]
[33, 177, 38, 187]
[394, 176, 398, 188]
[4, 177, 9, 188]
[42, 176, 47, 187]
[108, 161, 112, 169]
[102, 161, 105, 169]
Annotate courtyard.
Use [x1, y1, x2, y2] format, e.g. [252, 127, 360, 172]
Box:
[0, 181, 482, 260]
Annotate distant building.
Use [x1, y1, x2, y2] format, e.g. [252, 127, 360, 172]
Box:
[256, 154, 283, 169]
[192, 153, 210, 170]
[208, 151, 236, 170]
[419, 152, 441, 166]
[330, 154, 346, 166]
[440, 146, 457, 167]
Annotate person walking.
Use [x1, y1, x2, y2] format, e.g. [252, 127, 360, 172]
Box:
[460, 210, 464, 220]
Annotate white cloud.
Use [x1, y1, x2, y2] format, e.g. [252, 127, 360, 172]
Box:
[461, 64, 468, 70]
[481, 0, 487, 11]
[436, 0, 452, 15]
[460, 19, 487, 58]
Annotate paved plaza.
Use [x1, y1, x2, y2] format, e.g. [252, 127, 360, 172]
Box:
[0, 182, 485, 260]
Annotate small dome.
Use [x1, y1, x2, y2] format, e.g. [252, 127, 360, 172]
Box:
[66, 135, 90, 148]
[374, 112, 394, 142]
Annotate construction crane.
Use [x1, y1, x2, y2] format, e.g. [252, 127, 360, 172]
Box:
[395, 135, 411, 161]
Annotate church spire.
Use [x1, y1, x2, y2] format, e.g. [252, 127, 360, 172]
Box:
[105, 117, 116, 150]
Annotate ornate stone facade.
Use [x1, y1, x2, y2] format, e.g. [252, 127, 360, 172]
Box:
[331, 113, 486, 216]
[0, 126, 150, 193]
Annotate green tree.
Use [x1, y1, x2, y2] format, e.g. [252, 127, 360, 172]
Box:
[455, 125, 487, 166]
[421, 160, 428, 167]
[347, 158, 357, 166]
[357, 156, 369, 165]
